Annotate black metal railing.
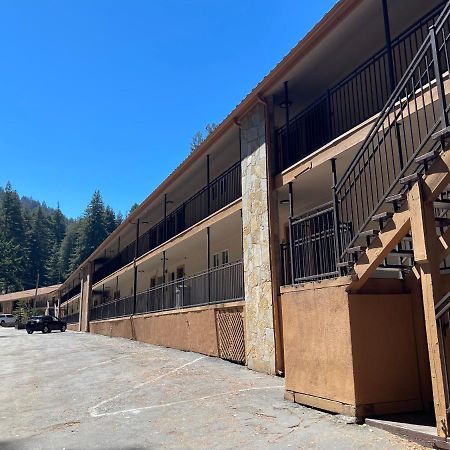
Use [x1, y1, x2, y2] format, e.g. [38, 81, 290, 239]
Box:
[435, 290, 450, 416]
[90, 261, 244, 321]
[276, 2, 445, 172]
[63, 311, 80, 324]
[61, 282, 81, 303]
[335, 0, 450, 264]
[93, 162, 241, 285]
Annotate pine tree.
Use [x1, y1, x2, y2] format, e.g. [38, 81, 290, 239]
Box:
[59, 221, 80, 278]
[51, 204, 66, 247]
[115, 212, 123, 227]
[73, 191, 108, 266]
[0, 183, 27, 292]
[104, 205, 117, 235]
[27, 207, 52, 287]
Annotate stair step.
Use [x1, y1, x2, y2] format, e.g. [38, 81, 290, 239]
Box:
[400, 173, 421, 185]
[372, 212, 393, 222]
[386, 193, 406, 203]
[435, 199, 450, 210]
[432, 125, 450, 142]
[402, 235, 413, 241]
[360, 229, 380, 238]
[436, 217, 450, 227]
[390, 249, 414, 258]
[415, 149, 439, 164]
[346, 246, 367, 254]
[337, 261, 354, 269]
[380, 264, 413, 270]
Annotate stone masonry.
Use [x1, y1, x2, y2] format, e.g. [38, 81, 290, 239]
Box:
[240, 103, 276, 375]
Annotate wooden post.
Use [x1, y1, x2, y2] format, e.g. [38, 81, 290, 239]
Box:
[409, 181, 448, 437]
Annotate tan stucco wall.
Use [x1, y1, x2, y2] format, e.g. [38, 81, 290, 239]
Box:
[349, 293, 422, 414]
[281, 278, 424, 416]
[89, 307, 220, 357]
[67, 323, 79, 332]
[282, 279, 356, 406]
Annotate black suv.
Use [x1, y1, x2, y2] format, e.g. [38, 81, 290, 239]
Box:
[26, 316, 67, 334]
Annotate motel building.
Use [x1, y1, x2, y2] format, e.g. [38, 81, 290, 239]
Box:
[7, 0, 450, 443]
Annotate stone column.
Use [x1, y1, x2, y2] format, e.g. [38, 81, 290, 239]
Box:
[240, 103, 276, 375]
[80, 262, 93, 332]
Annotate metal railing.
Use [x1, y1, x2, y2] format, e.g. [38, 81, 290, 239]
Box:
[90, 261, 244, 321]
[61, 282, 81, 303]
[276, 2, 445, 172]
[335, 0, 450, 264]
[63, 311, 80, 324]
[93, 162, 241, 285]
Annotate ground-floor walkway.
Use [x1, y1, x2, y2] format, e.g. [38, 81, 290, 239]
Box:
[0, 327, 424, 449]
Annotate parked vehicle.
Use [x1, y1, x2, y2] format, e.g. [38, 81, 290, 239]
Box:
[0, 314, 16, 327]
[26, 316, 67, 334]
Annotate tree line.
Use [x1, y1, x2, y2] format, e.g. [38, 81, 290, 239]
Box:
[0, 183, 123, 294]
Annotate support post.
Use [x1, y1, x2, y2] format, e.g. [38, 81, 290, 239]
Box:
[133, 219, 140, 315]
[207, 154, 211, 216]
[430, 25, 449, 131]
[409, 181, 449, 438]
[207, 226, 211, 303]
[331, 158, 342, 274]
[381, 0, 396, 93]
[162, 251, 166, 309]
[80, 262, 93, 332]
[288, 182, 295, 284]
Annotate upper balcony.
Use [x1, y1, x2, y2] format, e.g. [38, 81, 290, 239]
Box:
[272, 0, 445, 175]
[92, 126, 241, 286]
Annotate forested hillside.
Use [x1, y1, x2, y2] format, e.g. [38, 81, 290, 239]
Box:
[0, 182, 123, 294]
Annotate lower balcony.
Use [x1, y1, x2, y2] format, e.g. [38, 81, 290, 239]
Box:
[90, 261, 244, 321]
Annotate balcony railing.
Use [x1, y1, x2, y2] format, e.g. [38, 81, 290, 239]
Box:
[62, 311, 80, 324]
[276, 2, 445, 172]
[90, 261, 244, 321]
[93, 162, 241, 285]
[61, 282, 81, 303]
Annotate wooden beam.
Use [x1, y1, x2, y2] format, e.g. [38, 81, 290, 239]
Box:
[409, 180, 448, 438]
[347, 208, 410, 292]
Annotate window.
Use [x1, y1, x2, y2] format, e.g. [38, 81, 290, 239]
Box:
[222, 250, 229, 265]
[213, 253, 220, 268]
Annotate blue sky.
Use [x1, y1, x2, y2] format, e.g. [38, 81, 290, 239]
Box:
[0, 0, 336, 218]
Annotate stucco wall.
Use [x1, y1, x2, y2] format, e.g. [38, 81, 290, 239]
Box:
[282, 279, 356, 406]
[89, 306, 223, 357]
[67, 323, 79, 332]
[281, 278, 424, 416]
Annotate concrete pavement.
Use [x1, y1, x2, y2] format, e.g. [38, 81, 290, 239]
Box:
[0, 326, 425, 449]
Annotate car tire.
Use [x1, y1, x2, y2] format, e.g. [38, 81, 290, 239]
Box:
[27, 330, 33, 334]
[61, 325, 66, 332]
[0, 320, 4, 327]
[43, 326, 49, 334]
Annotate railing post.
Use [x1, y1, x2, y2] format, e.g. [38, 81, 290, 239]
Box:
[331, 159, 342, 275]
[288, 182, 295, 284]
[206, 226, 211, 303]
[207, 154, 211, 216]
[430, 25, 449, 131]
[381, 0, 396, 93]
[133, 218, 140, 315]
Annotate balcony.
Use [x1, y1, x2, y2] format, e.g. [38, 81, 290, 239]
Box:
[93, 161, 242, 285]
[275, 2, 444, 173]
[90, 260, 244, 321]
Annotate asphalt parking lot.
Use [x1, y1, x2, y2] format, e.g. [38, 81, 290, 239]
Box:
[0, 326, 424, 450]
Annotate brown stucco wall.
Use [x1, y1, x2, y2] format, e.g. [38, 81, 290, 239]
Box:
[282, 278, 356, 407]
[67, 323, 79, 332]
[281, 278, 425, 417]
[89, 306, 222, 357]
[349, 293, 422, 415]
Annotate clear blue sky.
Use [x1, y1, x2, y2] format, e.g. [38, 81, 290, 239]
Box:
[0, 0, 336, 218]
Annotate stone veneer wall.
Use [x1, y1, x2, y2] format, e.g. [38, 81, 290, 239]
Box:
[240, 103, 276, 374]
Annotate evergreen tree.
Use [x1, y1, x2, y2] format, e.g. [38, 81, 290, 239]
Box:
[51, 204, 66, 247]
[59, 221, 80, 278]
[104, 205, 117, 235]
[73, 191, 108, 266]
[0, 183, 27, 292]
[27, 207, 52, 287]
[115, 212, 123, 227]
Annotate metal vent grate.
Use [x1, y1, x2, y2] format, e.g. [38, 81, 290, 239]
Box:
[216, 307, 245, 365]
